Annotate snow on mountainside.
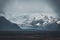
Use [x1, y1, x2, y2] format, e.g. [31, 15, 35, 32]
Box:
[18, 14, 60, 27]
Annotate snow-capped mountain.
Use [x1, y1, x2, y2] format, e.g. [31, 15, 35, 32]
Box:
[17, 14, 60, 27]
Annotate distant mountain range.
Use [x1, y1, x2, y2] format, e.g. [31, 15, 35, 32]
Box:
[0, 15, 60, 31]
[19, 15, 60, 30]
[22, 15, 60, 26]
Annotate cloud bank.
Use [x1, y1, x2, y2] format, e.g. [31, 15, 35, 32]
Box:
[1, 0, 58, 24]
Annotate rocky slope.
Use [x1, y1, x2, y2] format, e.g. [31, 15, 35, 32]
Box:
[0, 16, 21, 31]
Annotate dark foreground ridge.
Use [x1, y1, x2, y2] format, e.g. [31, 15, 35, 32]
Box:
[0, 16, 21, 31]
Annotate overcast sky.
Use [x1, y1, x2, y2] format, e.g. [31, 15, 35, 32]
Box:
[0, 0, 60, 24]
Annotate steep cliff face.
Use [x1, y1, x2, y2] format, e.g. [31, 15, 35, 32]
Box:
[0, 16, 21, 31]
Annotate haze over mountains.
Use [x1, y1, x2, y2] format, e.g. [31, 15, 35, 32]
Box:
[0, 0, 60, 31]
[0, 15, 60, 31]
[16, 15, 60, 31]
